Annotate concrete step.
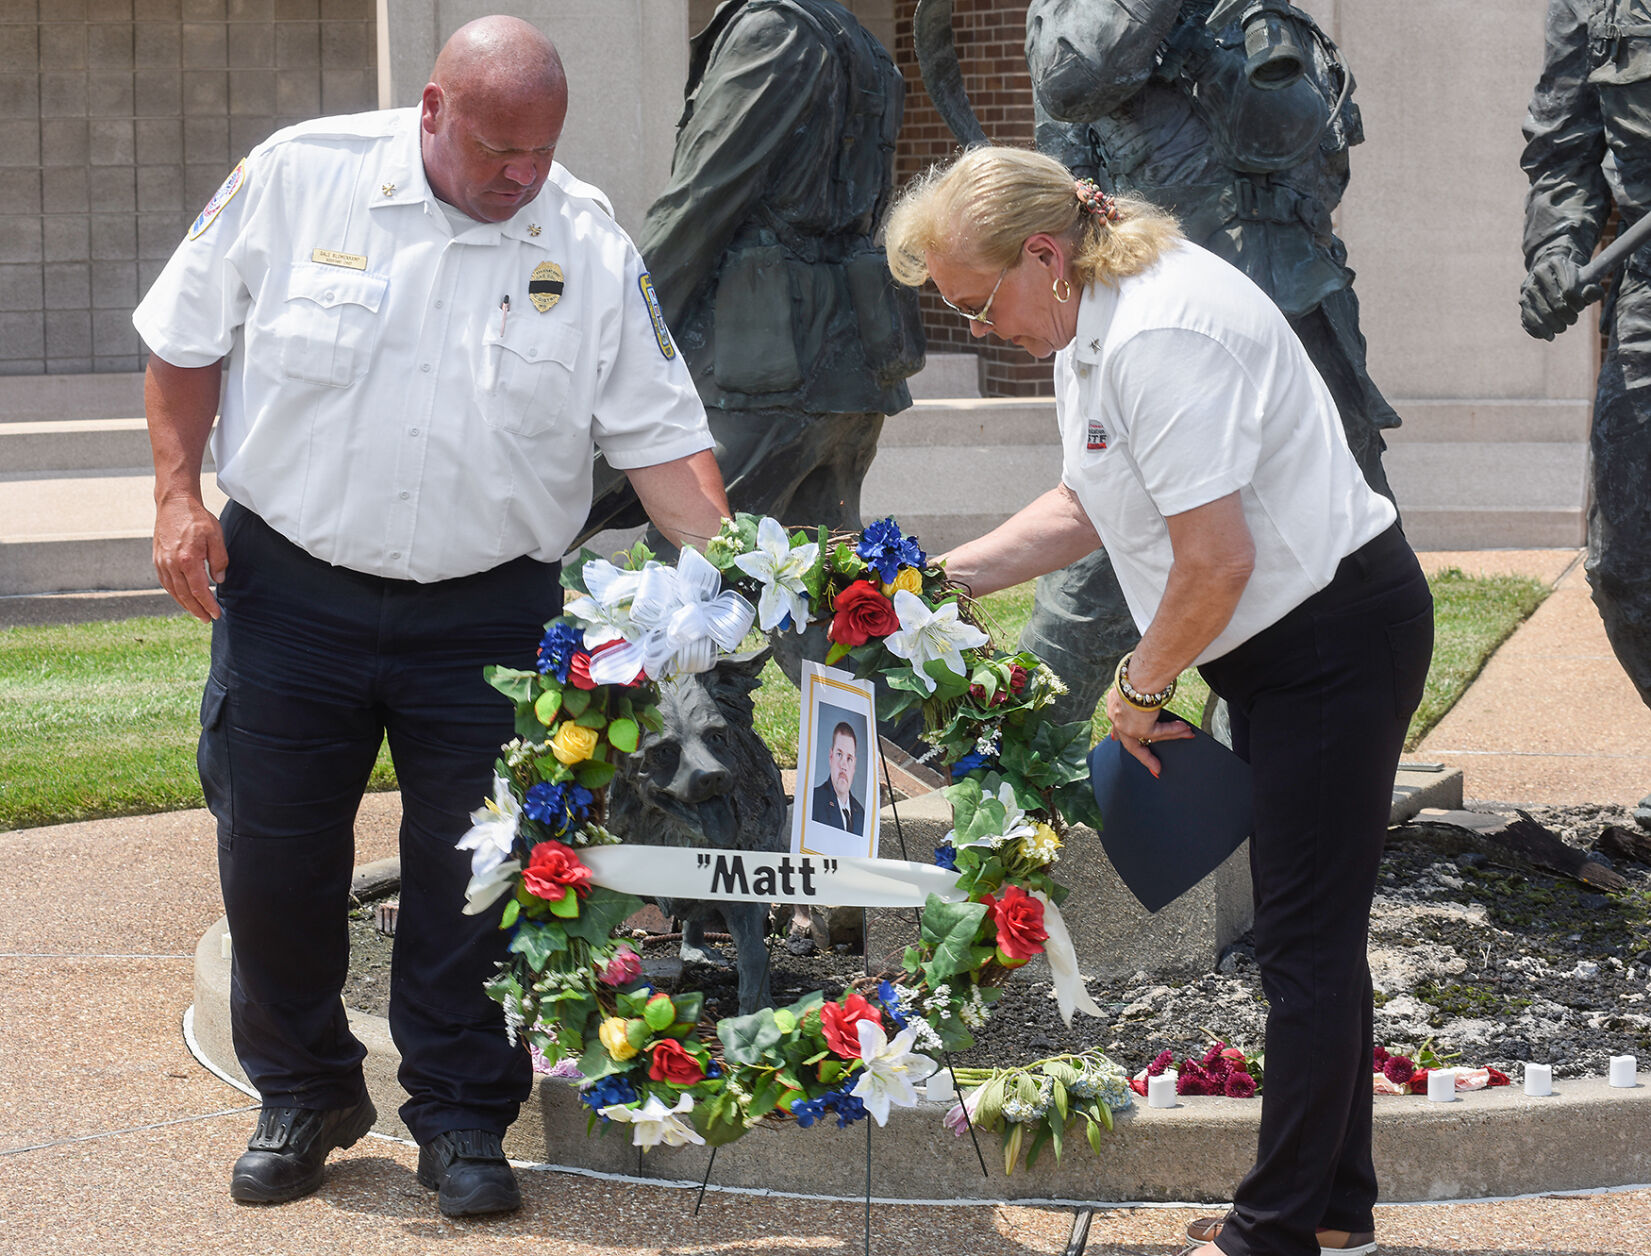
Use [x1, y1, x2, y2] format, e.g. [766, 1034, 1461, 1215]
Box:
[1384, 438, 1590, 549]
[1389, 398, 1590, 443]
[0, 418, 158, 474]
[0, 370, 145, 422]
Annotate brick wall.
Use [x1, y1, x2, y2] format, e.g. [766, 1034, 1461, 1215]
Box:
[0, 0, 377, 376]
[891, 0, 1052, 397]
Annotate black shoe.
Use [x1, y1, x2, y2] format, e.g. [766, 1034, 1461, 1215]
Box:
[417, 1129, 522, 1217]
[230, 1097, 377, 1204]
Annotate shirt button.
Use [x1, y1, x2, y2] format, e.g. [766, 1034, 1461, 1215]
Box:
[420, 363, 432, 373]
[527, 348, 538, 359]
[390, 551, 401, 559]
[323, 290, 335, 302]
[399, 490, 409, 500]
[409, 427, 419, 436]
[434, 299, 444, 309]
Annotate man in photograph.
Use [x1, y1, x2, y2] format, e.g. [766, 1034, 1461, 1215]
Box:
[810, 721, 866, 834]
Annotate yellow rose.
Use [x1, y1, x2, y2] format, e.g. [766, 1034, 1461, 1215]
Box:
[599, 1016, 638, 1061]
[881, 566, 924, 598]
[551, 721, 600, 765]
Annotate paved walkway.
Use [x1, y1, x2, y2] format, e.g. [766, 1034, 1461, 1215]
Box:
[2, 550, 1648, 1254]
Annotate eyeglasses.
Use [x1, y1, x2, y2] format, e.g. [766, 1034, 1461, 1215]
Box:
[939, 263, 1010, 327]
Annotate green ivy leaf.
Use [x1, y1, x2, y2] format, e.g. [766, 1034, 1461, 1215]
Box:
[574, 709, 608, 729]
[508, 919, 568, 968]
[561, 687, 592, 719]
[500, 898, 520, 929]
[545, 890, 581, 919]
[606, 717, 639, 754]
[560, 554, 603, 597]
[917, 895, 989, 982]
[533, 688, 563, 726]
[484, 665, 538, 705]
[717, 1008, 787, 1065]
[574, 759, 617, 790]
[562, 888, 643, 946]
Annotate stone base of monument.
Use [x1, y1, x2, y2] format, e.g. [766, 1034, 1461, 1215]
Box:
[192, 901, 1651, 1203]
[868, 792, 1254, 983]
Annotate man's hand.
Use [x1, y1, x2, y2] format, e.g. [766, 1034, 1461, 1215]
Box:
[154, 492, 226, 622]
[1520, 251, 1601, 340]
[144, 356, 226, 621]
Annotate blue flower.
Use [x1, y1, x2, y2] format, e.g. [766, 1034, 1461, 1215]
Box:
[524, 781, 595, 838]
[580, 1074, 638, 1119]
[790, 1094, 830, 1129]
[536, 621, 585, 682]
[877, 979, 910, 1029]
[950, 750, 993, 778]
[933, 844, 957, 871]
[856, 517, 926, 585]
[828, 1087, 870, 1128]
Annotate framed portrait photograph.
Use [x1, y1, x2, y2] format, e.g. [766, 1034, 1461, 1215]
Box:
[792, 661, 880, 861]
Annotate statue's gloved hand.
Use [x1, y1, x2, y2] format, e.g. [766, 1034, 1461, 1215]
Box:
[1519, 251, 1601, 340]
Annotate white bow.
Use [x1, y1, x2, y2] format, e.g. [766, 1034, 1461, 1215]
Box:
[589, 548, 755, 684]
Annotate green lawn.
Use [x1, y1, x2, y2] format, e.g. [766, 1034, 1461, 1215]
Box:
[0, 566, 1548, 831]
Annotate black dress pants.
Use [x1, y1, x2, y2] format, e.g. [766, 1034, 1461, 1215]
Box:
[1197, 524, 1433, 1256]
[200, 502, 562, 1142]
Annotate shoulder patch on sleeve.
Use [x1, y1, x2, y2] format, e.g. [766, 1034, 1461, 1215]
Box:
[638, 272, 676, 360]
[188, 159, 247, 240]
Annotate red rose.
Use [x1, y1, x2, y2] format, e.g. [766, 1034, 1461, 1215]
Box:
[1407, 1067, 1430, 1095]
[1008, 664, 1029, 693]
[828, 581, 900, 647]
[1128, 1075, 1149, 1097]
[1486, 1066, 1510, 1088]
[819, 993, 884, 1059]
[968, 682, 1009, 707]
[1224, 1071, 1257, 1099]
[647, 1038, 705, 1086]
[520, 840, 592, 902]
[567, 651, 597, 690]
[981, 884, 1048, 961]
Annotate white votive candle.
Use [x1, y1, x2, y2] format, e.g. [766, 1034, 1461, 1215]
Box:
[1147, 1074, 1177, 1109]
[1609, 1055, 1637, 1087]
[1523, 1063, 1552, 1096]
[1426, 1068, 1457, 1102]
[926, 1069, 955, 1103]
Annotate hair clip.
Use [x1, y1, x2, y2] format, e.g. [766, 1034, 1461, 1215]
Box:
[1074, 178, 1122, 223]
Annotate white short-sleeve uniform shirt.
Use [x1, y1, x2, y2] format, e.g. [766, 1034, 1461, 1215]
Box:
[133, 108, 712, 583]
[1055, 241, 1396, 664]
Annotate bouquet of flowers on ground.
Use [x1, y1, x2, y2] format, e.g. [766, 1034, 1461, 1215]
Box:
[1129, 1038, 1264, 1097]
[1372, 1040, 1510, 1095]
[942, 1050, 1134, 1174]
[451, 513, 1112, 1152]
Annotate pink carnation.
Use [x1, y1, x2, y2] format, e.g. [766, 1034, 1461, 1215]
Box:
[1201, 1042, 1228, 1069]
[1176, 1066, 1215, 1096]
[1224, 1071, 1257, 1098]
[1372, 1045, 1390, 1068]
[1146, 1049, 1175, 1077]
[598, 944, 642, 987]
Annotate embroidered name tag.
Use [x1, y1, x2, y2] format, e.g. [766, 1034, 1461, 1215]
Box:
[311, 248, 368, 270]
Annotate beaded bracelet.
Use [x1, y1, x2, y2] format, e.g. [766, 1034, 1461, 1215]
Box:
[1114, 651, 1177, 710]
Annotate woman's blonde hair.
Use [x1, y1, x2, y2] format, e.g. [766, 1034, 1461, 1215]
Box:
[884, 146, 1181, 289]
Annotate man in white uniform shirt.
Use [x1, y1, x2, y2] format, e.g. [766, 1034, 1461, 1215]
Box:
[133, 16, 728, 1218]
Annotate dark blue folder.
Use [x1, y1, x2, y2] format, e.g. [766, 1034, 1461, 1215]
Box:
[1087, 722, 1255, 913]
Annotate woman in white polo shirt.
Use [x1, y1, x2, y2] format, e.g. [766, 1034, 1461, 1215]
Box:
[887, 147, 1432, 1256]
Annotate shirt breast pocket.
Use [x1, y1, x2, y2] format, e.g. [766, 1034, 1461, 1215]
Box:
[479, 318, 581, 437]
[275, 265, 388, 388]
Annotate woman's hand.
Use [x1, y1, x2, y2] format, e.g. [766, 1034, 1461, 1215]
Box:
[1105, 684, 1193, 778]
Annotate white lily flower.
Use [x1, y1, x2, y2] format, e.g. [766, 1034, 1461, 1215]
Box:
[455, 774, 522, 876]
[962, 782, 1038, 850]
[599, 1092, 706, 1150]
[461, 857, 521, 916]
[849, 1019, 938, 1126]
[565, 561, 645, 647]
[731, 516, 817, 633]
[883, 590, 988, 693]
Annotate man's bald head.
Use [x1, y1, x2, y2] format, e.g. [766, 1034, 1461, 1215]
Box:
[420, 16, 569, 222]
[430, 16, 567, 117]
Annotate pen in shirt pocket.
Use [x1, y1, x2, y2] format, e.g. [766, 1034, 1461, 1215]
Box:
[498, 294, 510, 337]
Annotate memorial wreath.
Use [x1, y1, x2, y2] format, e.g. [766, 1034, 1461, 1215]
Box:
[456, 513, 1132, 1161]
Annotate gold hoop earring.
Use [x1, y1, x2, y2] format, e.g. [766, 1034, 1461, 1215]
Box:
[1053, 276, 1072, 303]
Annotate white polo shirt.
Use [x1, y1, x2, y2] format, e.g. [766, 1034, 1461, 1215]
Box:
[1055, 241, 1396, 663]
[133, 108, 712, 582]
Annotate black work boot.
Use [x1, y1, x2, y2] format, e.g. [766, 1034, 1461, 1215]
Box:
[417, 1128, 521, 1217]
[229, 1097, 377, 1204]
